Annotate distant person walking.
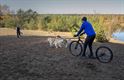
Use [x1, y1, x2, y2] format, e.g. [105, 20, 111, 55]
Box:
[16, 24, 21, 38]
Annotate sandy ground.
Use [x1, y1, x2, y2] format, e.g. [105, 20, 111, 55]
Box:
[0, 28, 124, 80]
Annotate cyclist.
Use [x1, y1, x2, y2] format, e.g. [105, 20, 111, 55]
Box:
[74, 17, 96, 58]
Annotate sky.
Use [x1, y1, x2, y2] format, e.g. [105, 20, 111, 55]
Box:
[0, 0, 124, 14]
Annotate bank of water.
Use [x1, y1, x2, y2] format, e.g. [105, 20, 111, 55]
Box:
[112, 32, 124, 42]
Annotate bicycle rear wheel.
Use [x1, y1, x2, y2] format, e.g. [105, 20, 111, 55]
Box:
[69, 41, 83, 56]
[96, 46, 113, 63]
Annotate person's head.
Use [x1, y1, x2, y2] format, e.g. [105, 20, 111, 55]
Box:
[82, 17, 87, 22]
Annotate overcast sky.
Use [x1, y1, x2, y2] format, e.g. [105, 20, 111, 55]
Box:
[0, 0, 124, 14]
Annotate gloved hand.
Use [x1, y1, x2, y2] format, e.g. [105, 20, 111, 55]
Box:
[74, 34, 77, 37]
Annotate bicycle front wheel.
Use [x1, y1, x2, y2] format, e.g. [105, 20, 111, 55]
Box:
[69, 41, 83, 56]
[96, 46, 113, 63]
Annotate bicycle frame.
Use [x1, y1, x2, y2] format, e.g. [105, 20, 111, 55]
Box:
[77, 36, 84, 44]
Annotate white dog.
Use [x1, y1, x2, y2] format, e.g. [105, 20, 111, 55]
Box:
[65, 39, 71, 48]
[47, 36, 71, 48]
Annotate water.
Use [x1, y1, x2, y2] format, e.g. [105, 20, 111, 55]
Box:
[112, 32, 124, 42]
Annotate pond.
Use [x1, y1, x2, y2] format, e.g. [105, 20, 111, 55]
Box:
[112, 32, 124, 42]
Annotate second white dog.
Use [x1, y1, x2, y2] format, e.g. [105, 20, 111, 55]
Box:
[47, 36, 71, 48]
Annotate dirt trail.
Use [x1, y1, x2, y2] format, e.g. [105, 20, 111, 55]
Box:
[0, 28, 124, 80]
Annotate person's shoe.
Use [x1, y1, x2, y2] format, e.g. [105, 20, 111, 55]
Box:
[88, 55, 96, 59]
[79, 56, 87, 60]
[79, 54, 88, 60]
[81, 54, 85, 57]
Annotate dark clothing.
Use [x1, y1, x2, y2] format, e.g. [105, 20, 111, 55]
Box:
[17, 27, 20, 32]
[82, 35, 96, 56]
[16, 27, 21, 38]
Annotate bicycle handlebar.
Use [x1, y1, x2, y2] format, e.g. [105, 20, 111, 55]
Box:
[74, 32, 85, 40]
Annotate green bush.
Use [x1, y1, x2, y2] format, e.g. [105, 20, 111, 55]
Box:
[96, 29, 108, 42]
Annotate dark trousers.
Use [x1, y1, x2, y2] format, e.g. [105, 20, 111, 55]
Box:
[82, 35, 96, 56]
[17, 32, 20, 38]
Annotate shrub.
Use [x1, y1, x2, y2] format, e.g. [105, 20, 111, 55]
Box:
[96, 29, 108, 42]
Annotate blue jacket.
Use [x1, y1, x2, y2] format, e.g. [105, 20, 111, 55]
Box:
[77, 21, 96, 36]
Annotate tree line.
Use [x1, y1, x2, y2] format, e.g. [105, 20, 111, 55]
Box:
[0, 4, 124, 42]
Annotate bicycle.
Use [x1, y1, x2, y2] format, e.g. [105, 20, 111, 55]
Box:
[69, 34, 113, 63]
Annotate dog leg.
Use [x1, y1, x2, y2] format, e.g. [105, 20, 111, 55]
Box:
[49, 42, 53, 47]
[55, 43, 58, 48]
[57, 43, 62, 48]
